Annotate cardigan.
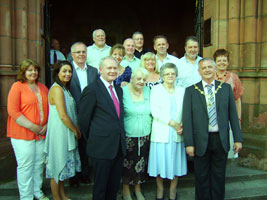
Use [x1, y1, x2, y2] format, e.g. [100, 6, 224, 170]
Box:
[7, 81, 49, 140]
[150, 84, 185, 143]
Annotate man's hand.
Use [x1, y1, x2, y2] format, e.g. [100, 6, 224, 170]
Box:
[186, 146, 195, 157]
[234, 142, 242, 154]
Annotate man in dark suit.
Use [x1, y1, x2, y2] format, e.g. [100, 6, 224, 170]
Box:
[78, 56, 126, 200]
[69, 41, 98, 186]
[183, 57, 243, 200]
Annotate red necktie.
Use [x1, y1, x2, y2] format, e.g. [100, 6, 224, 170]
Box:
[109, 85, 120, 118]
[53, 50, 57, 64]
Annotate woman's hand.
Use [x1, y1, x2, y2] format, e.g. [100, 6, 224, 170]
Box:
[169, 120, 183, 135]
[74, 127, 82, 140]
[30, 124, 42, 135]
[39, 124, 47, 135]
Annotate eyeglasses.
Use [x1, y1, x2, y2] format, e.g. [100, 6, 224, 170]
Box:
[72, 51, 86, 54]
[163, 73, 176, 77]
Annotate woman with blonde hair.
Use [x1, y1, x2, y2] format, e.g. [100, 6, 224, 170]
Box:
[140, 52, 162, 88]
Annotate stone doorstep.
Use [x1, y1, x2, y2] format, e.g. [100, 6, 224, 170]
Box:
[2, 163, 267, 199]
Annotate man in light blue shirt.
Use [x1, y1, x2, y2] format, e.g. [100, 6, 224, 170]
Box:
[86, 29, 111, 71]
[153, 35, 180, 72]
[50, 38, 66, 65]
[176, 36, 202, 88]
[120, 38, 140, 70]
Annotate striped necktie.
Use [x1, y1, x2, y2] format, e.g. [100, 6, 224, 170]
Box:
[207, 84, 217, 127]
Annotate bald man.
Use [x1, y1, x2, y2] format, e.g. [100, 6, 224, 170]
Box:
[120, 38, 140, 70]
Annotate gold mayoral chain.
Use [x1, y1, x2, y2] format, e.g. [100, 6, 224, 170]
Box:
[193, 82, 223, 107]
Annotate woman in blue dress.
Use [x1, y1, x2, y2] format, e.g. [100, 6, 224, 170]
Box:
[110, 43, 132, 86]
[45, 61, 81, 200]
[148, 63, 187, 200]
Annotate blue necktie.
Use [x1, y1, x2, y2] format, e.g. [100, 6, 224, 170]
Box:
[207, 84, 217, 127]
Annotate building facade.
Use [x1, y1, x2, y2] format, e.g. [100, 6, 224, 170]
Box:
[203, 0, 267, 169]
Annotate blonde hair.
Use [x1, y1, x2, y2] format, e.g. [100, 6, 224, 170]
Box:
[140, 52, 159, 74]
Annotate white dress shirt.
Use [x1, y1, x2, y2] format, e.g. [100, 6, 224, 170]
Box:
[156, 53, 180, 72]
[50, 50, 66, 64]
[176, 55, 202, 88]
[72, 61, 88, 92]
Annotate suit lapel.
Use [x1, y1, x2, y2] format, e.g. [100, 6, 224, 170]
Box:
[215, 80, 221, 111]
[195, 81, 208, 115]
[86, 65, 92, 85]
[72, 66, 81, 90]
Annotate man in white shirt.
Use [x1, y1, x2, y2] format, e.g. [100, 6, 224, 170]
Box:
[86, 29, 111, 71]
[69, 41, 98, 187]
[176, 36, 202, 88]
[153, 35, 180, 72]
[50, 38, 66, 66]
[120, 38, 140, 70]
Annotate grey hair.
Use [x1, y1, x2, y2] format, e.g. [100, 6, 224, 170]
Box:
[70, 41, 87, 53]
[199, 57, 216, 67]
[99, 56, 118, 68]
[92, 29, 105, 38]
[160, 63, 178, 78]
[131, 67, 149, 79]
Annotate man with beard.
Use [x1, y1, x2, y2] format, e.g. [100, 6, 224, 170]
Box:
[176, 36, 202, 88]
[86, 29, 111, 71]
[153, 35, 180, 71]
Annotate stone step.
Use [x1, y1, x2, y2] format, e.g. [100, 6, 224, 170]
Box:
[1, 162, 267, 200]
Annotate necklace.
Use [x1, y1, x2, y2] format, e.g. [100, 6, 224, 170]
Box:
[216, 72, 227, 81]
[194, 81, 223, 107]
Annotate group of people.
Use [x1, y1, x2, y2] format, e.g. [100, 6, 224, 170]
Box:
[7, 28, 244, 200]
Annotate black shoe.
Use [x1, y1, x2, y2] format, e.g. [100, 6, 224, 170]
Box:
[69, 177, 80, 188]
[80, 176, 91, 184]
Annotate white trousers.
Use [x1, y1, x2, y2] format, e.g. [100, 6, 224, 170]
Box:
[11, 138, 45, 200]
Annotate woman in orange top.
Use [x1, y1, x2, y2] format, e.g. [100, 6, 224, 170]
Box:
[7, 59, 49, 200]
[213, 49, 244, 159]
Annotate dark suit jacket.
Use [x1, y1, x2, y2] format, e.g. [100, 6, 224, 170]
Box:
[70, 63, 98, 105]
[183, 80, 243, 156]
[78, 79, 126, 160]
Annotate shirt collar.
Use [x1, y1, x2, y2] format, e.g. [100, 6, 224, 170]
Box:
[72, 61, 87, 71]
[100, 76, 114, 88]
[92, 43, 108, 50]
[202, 80, 215, 88]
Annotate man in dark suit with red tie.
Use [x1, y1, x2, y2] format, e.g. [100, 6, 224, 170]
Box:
[183, 57, 243, 200]
[78, 56, 126, 200]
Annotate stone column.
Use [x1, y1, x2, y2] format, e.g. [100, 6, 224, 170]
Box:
[228, 0, 240, 72]
[242, 0, 257, 72]
[14, 0, 28, 64]
[0, 0, 12, 65]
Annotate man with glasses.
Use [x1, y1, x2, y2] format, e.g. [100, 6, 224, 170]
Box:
[86, 29, 111, 71]
[132, 31, 152, 59]
[69, 41, 98, 187]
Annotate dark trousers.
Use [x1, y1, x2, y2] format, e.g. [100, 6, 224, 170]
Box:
[91, 152, 123, 200]
[194, 133, 228, 200]
[78, 137, 90, 177]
